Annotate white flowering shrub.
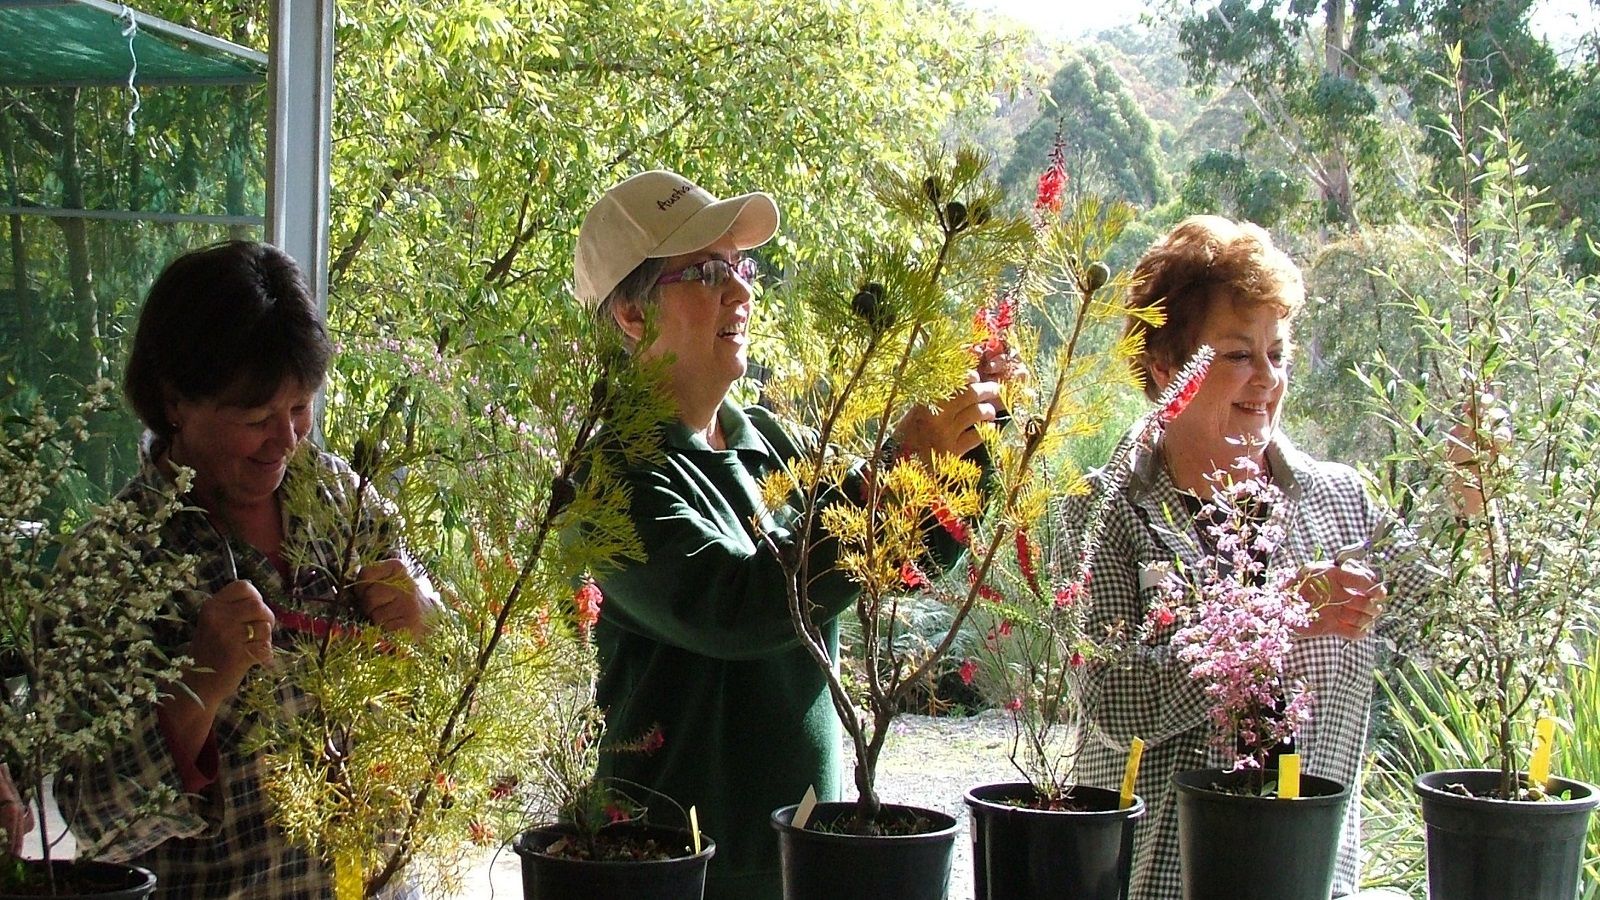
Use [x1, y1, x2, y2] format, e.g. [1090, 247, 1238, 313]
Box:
[1361, 68, 1600, 800]
[0, 380, 199, 866]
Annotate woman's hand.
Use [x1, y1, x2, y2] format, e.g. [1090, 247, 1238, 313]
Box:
[1294, 560, 1386, 641]
[190, 580, 276, 688]
[894, 373, 1004, 462]
[1, 762, 33, 856]
[354, 558, 434, 639]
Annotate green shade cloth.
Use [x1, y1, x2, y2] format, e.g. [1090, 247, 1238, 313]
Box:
[0, 0, 264, 88]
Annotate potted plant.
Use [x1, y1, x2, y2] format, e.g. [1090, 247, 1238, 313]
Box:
[758, 142, 1139, 898]
[1362, 54, 1600, 900]
[1144, 460, 1351, 900]
[513, 695, 715, 900]
[957, 139, 1166, 900]
[0, 380, 192, 898]
[227, 301, 671, 897]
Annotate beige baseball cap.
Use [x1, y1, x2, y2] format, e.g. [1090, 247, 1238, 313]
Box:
[574, 169, 780, 307]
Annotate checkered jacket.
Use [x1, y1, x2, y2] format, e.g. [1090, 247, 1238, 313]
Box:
[1055, 429, 1431, 900]
[55, 440, 419, 900]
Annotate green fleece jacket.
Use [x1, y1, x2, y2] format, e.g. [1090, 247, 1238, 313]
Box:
[592, 400, 967, 900]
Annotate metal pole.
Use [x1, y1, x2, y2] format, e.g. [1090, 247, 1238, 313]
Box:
[266, 0, 334, 434]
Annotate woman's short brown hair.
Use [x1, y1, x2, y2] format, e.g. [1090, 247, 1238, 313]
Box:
[124, 241, 330, 438]
[1124, 215, 1304, 400]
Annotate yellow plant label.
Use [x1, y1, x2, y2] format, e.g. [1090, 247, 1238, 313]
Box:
[690, 805, 703, 855]
[1279, 754, 1301, 800]
[1121, 737, 1145, 809]
[1529, 717, 1556, 790]
[335, 851, 363, 900]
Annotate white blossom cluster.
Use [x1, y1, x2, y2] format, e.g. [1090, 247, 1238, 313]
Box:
[1, 382, 198, 823]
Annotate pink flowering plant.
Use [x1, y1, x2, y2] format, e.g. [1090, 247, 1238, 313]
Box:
[1146, 457, 1315, 782]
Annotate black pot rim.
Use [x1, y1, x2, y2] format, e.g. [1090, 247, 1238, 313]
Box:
[963, 781, 1146, 818]
[515, 822, 716, 866]
[1, 859, 157, 897]
[1414, 768, 1600, 812]
[1171, 766, 1349, 806]
[770, 800, 959, 844]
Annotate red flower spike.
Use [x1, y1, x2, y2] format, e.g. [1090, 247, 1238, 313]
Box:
[574, 578, 603, 635]
[641, 726, 665, 755]
[998, 620, 1013, 638]
[901, 560, 930, 590]
[1035, 136, 1068, 214]
[1005, 696, 1024, 712]
[604, 803, 631, 825]
[959, 659, 978, 686]
[1015, 528, 1041, 595]
[1054, 581, 1085, 610]
[933, 500, 970, 545]
[1070, 651, 1086, 668]
[1154, 350, 1214, 425]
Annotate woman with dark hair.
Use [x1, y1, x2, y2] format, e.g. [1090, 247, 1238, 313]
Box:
[1057, 216, 1430, 899]
[58, 241, 431, 898]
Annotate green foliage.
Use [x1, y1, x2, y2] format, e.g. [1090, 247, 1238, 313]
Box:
[237, 312, 673, 896]
[1177, 149, 1304, 228]
[1360, 71, 1600, 800]
[1361, 658, 1600, 895]
[998, 48, 1169, 209]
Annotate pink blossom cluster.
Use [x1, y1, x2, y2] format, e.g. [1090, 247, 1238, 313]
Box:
[1156, 461, 1315, 770]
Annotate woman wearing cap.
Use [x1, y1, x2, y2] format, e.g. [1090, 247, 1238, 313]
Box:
[574, 170, 1012, 899]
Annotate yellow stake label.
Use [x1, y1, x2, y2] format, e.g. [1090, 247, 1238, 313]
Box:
[1120, 737, 1145, 809]
[335, 850, 363, 900]
[1529, 716, 1556, 790]
[690, 805, 703, 855]
[1279, 754, 1301, 800]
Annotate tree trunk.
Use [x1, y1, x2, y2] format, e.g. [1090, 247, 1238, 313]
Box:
[56, 90, 110, 490]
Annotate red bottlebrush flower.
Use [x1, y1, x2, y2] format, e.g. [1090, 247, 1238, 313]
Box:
[973, 294, 1017, 356]
[1154, 348, 1214, 425]
[468, 820, 495, 845]
[574, 578, 603, 634]
[1015, 528, 1041, 595]
[489, 776, 518, 801]
[641, 725, 665, 755]
[604, 802, 632, 824]
[1054, 580, 1085, 609]
[1149, 605, 1176, 629]
[1070, 651, 1086, 668]
[1035, 132, 1069, 214]
[1035, 164, 1067, 213]
[966, 565, 1003, 603]
[959, 658, 978, 686]
[932, 500, 970, 545]
[901, 560, 930, 590]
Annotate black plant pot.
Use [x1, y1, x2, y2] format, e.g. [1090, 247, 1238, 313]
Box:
[0, 860, 156, 899]
[514, 822, 715, 900]
[1172, 768, 1349, 900]
[771, 801, 958, 900]
[964, 782, 1143, 900]
[1415, 768, 1599, 900]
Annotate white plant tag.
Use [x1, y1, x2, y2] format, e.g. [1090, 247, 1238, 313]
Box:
[1138, 560, 1173, 591]
[793, 785, 819, 830]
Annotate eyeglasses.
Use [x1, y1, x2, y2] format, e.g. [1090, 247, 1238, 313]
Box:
[656, 256, 759, 288]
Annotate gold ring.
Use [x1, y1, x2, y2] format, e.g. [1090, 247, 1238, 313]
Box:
[246, 623, 256, 642]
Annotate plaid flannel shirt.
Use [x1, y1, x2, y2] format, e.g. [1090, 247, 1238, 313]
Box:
[56, 439, 419, 900]
[1054, 429, 1431, 900]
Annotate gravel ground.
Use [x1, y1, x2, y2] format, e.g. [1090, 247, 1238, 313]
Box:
[454, 709, 1020, 900]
